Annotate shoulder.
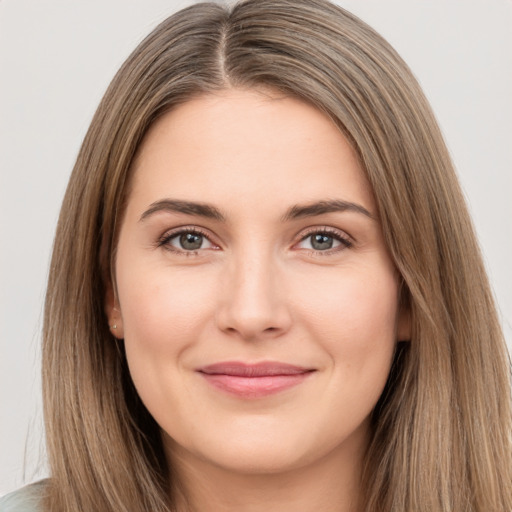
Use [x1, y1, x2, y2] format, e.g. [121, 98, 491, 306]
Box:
[0, 481, 47, 512]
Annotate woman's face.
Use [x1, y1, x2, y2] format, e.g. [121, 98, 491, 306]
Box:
[109, 89, 408, 476]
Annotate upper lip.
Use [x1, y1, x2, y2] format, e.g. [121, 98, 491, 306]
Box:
[198, 361, 315, 377]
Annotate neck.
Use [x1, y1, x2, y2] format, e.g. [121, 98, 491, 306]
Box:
[166, 430, 367, 512]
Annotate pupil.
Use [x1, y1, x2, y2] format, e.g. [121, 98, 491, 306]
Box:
[311, 234, 333, 250]
[180, 233, 203, 250]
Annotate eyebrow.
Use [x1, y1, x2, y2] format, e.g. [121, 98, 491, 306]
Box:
[281, 199, 374, 222]
[139, 198, 374, 223]
[139, 199, 226, 222]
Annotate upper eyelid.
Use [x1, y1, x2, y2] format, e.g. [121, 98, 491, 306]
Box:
[158, 225, 217, 247]
[296, 225, 353, 242]
[160, 225, 214, 238]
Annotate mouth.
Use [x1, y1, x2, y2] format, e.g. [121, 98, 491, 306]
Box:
[197, 361, 316, 398]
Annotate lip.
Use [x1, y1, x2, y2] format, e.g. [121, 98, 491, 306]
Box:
[197, 361, 316, 398]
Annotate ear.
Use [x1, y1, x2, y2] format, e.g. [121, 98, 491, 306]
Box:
[105, 281, 124, 339]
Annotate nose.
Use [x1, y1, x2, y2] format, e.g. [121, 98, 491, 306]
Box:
[215, 251, 292, 341]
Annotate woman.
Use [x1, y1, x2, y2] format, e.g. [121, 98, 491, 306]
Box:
[2, 0, 510, 510]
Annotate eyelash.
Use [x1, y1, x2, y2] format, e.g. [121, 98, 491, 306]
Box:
[296, 227, 353, 255]
[156, 226, 353, 256]
[157, 226, 215, 256]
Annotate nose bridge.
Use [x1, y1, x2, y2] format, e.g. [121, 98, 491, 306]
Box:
[216, 242, 290, 339]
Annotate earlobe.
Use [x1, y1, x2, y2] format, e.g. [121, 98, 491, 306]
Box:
[105, 282, 124, 339]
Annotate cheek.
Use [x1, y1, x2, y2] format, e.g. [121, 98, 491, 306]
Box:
[116, 257, 218, 357]
[302, 266, 398, 340]
[314, 270, 399, 432]
[115, 261, 220, 425]
[297, 263, 399, 385]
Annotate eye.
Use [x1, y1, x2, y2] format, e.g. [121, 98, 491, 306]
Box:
[159, 228, 216, 253]
[296, 229, 352, 252]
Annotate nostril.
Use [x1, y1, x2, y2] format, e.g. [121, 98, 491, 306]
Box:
[214, 276, 293, 339]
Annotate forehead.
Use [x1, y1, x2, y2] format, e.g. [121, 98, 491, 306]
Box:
[128, 88, 374, 218]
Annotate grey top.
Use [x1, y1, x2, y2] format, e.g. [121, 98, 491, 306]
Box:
[0, 481, 46, 512]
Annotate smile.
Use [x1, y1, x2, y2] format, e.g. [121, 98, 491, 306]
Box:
[197, 361, 316, 398]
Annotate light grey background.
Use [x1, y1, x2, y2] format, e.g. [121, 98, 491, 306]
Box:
[1, 0, 511, 496]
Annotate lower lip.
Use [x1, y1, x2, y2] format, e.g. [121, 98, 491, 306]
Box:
[200, 373, 313, 398]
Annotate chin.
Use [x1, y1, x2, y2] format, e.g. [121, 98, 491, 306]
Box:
[163, 412, 370, 477]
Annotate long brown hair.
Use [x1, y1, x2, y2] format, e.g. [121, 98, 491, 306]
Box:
[42, 1, 512, 510]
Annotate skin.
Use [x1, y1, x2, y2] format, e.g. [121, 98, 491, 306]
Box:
[107, 88, 409, 511]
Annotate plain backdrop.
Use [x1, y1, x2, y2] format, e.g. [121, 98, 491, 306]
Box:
[1, 0, 511, 496]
